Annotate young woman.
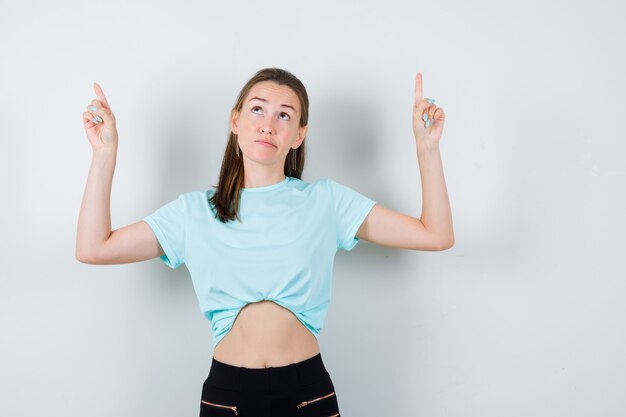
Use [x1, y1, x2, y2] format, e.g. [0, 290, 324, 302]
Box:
[77, 67, 453, 417]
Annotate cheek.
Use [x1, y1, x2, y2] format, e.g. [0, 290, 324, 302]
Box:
[238, 117, 256, 131]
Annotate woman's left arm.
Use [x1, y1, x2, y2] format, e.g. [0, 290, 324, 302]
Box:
[356, 72, 454, 251]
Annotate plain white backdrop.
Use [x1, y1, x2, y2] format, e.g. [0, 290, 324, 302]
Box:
[1, 0, 625, 416]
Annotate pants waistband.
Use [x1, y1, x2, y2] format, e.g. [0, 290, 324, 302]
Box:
[206, 352, 329, 394]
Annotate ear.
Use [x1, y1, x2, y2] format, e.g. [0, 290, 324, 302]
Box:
[230, 109, 240, 134]
[293, 125, 308, 149]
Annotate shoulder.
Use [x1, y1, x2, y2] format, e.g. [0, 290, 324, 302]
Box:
[297, 177, 327, 186]
[291, 177, 365, 200]
[293, 176, 338, 189]
[318, 177, 357, 196]
[167, 190, 212, 212]
[283, 176, 330, 193]
[177, 190, 207, 202]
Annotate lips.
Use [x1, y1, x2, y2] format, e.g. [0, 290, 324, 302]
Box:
[255, 140, 276, 147]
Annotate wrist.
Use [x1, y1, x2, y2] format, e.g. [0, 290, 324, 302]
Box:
[415, 140, 439, 153]
[92, 145, 118, 164]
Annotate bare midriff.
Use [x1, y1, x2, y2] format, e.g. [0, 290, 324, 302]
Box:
[212, 300, 320, 369]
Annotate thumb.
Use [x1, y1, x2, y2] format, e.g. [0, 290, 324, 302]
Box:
[91, 104, 116, 126]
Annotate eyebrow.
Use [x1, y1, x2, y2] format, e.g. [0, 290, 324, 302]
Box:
[248, 97, 296, 112]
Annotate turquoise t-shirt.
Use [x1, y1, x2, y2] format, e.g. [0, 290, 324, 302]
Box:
[142, 176, 376, 348]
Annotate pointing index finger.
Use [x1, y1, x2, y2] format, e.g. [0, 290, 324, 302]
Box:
[93, 82, 111, 109]
[415, 72, 423, 105]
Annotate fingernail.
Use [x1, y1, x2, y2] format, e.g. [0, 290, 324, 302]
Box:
[422, 113, 429, 122]
[95, 115, 103, 122]
[89, 105, 98, 112]
[427, 98, 435, 104]
[425, 120, 431, 128]
[91, 117, 100, 124]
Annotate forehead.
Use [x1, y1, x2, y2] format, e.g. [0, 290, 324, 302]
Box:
[244, 81, 300, 113]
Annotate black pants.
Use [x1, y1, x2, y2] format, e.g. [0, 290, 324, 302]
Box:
[200, 352, 341, 417]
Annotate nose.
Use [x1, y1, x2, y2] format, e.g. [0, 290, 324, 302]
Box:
[260, 120, 274, 135]
[260, 126, 273, 135]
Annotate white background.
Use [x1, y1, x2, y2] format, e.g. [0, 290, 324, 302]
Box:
[1, 0, 625, 416]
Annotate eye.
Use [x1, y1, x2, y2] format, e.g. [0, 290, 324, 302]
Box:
[279, 112, 291, 121]
[251, 106, 263, 114]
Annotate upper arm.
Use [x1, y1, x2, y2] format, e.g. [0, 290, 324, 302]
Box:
[77, 220, 163, 265]
[355, 203, 452, 251]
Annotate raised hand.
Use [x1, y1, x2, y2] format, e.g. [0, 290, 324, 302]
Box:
[412, 72, 445, 147]
[82, 82, 118, 152]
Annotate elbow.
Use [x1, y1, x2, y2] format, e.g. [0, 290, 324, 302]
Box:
[76, 248, 96, 264]
[432, 235, 454, 251]
[75, 250, 89, 264]
[439, 236, 455, 250]
[440, 241, 454, 251]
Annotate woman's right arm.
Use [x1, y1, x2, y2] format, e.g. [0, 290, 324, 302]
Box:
[75, 83, 163, 265]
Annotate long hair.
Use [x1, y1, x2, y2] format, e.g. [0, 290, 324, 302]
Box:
[208, 68, 309, 223]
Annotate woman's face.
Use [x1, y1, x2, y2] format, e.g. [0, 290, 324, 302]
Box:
[231, 81, 308, 167]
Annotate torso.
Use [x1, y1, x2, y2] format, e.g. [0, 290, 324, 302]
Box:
[212, 300, 320, 369]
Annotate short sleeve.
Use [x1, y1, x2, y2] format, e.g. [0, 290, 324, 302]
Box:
[142, 194, 187, 269]
[327, 178, 376, 251]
